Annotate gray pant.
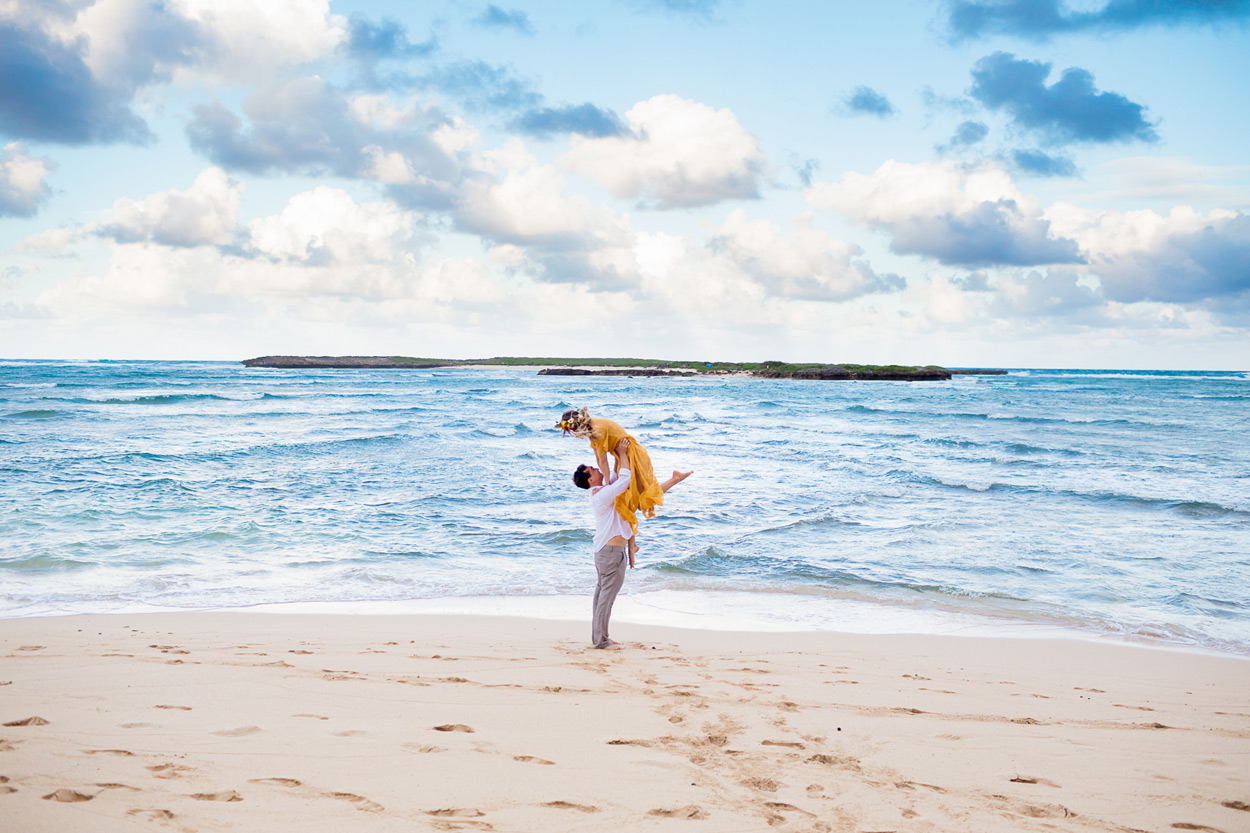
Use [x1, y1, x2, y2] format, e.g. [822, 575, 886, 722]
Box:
[592, 544, 627, 648]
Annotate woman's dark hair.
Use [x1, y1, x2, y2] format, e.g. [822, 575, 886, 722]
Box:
[573, 464, 591, 489]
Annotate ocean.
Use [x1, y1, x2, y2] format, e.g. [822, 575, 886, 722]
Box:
[2, 360, 1248, 656]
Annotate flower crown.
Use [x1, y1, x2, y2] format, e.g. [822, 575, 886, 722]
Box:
[556, 407, 593, 437]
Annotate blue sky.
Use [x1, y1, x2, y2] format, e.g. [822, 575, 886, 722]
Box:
[2, 0, 1248, 367]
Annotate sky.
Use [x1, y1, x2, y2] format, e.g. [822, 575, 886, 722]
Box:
[1, 0, 1248, 368]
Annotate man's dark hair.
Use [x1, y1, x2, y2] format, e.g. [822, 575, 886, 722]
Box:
[573, 464, 591, 489]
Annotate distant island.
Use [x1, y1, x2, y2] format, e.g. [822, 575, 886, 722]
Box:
[241, 356, 1007, 381]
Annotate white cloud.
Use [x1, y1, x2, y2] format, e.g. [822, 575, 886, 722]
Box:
[246, 186, 417, 268]
[39, 242, 232, 313]
[990, 269, 1103, 318]
[562, 94, 765, 209]
[0, 142, 56, 217]
[432, 117, 479, 155]
[99, 167, 242, 247]
[1047, 203, 1250, 303]
[72, 0, 348, 86]
[807, 160, 1082, 267]
[349, 93, 429, 131]
[707, 210, 904, 301]
[16, 226, 83, 255]
[455, 143, 640, 288]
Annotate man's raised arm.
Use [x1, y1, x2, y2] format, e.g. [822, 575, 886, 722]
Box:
[596, 437, 632, 499]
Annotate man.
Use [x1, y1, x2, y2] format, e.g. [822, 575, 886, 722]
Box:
[573, 437, 691, 649]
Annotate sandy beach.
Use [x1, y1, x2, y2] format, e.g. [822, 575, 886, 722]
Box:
[1, 613, 1247, 833]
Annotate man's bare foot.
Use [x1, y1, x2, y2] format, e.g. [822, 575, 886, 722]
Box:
[598, 640, 624, 650]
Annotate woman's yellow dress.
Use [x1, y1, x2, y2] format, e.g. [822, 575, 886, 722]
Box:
[589, 418, 663, 533]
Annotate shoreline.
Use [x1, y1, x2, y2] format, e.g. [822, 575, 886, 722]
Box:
[4, 592, 1247, 661]
[2, 611, 1247, 832]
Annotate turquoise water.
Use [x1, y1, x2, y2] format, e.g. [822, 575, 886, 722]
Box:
[2, 361, 1248, 654]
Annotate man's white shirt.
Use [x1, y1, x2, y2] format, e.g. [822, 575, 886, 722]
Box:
[590, 469, 633, 552]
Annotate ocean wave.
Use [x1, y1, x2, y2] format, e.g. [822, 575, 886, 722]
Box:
[4, 409, 62, 419]
[652, 547, 1032, 605]
[1, 555, 95, 571]
[888, 470, 1008, 494]
[474, 423, 534, 437]
[849, 402, 1135, 427]
[1170, 591, 1248, 618]
[71, 393, 248, 405]
[738, 513, 866, 538]
[267, 434, 409, 455]
[529, 528, 593, 545]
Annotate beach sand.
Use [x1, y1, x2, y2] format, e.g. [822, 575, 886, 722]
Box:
[1, 613, 1247, 833]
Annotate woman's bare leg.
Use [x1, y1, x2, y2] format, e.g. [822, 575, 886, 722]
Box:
[660, 470, 693, 492]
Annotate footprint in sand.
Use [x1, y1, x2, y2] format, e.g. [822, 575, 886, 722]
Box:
[43, 788, 96, 802]
[402, 743, 447, 754]
[154, 705, 192, 711]
[1222, 800, 1249, 811]
[211, 726, 262, 737]
[0, 777, 15, 795]
[433, 724, 475, 733]
[1171, 825, 1226, 832]
[288, 650, 314, 655]
[513, 756, 555, 765]
[190, 791, 243, 802]
[96, 783, 141, 791]
[127, 809, 175, 821]
[542, 801, 598, 812]
[765, 802, 816, 818]
[742, 777, 781, 792]
[249, 778, 303, 788]
[1017, 802, 1072, 818]
[761, 740, 805, 749]
[330, 791, 384, 812]
[1011, 776, 1060, 787]
[4, 716, 49, 726]
[146, 763, 193, 779]
[86, 749, 135, 756]
[426, 808, 486, 818]
[294, 714, 330, 720]
[648, 805, 707, 819]
[332, 730, 367, 737]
